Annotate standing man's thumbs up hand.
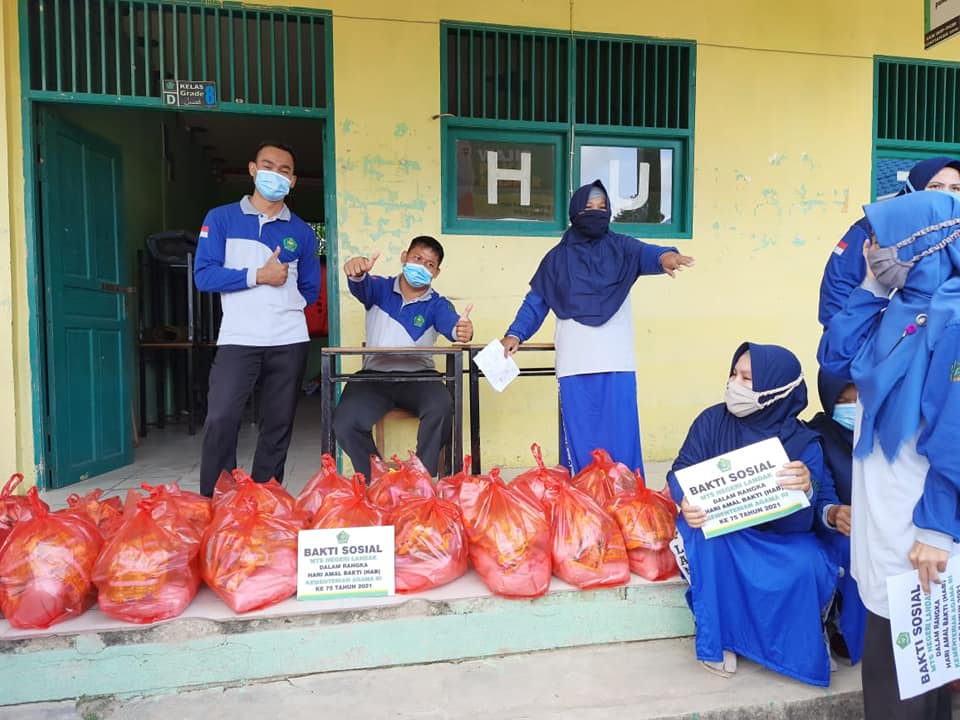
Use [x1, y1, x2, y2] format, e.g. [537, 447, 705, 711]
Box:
[455, 303, 474, 343]
[344, 251, 381, 279]
[256, 247, 289, 286]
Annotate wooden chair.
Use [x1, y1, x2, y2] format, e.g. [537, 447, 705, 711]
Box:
[373, 408, 447, 475]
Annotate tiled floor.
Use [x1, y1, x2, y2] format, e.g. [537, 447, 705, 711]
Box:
[40, 394, 328, 510]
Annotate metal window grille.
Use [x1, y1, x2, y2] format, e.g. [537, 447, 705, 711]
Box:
[443, 24, 693, 130]
[876, 58, 960, 145]
[444, 25, 570, 123]
[26, 0, 328, 109]
[574, 37, 692, 129]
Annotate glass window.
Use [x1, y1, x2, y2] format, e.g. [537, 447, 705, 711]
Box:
[455, 139, 556, 222]
[579, 146, 673, 225]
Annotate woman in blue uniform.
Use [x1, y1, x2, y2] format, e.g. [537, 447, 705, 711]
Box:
[667, 343, 838, 685]
[500, 180, 694, 475]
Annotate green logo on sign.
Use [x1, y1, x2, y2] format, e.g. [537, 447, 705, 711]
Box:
[283, 237, 298, 252]
[717, 458, 732, 472]
[896, 632, 910, 649]
[337, 530, 349, 544]
[413, 314, 425, 328]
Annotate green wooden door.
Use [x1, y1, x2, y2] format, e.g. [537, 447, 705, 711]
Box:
[39, 112, 132, 488]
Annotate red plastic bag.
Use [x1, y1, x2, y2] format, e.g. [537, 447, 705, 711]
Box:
[93, 490, 203, 624]
[509, 444, 570, 507]
[547, 483, 630, 589]
[608, 472, 680, 580]
[0, 473, 47, 550]
[570, 448, 637, 508]
[393, 495, 468, 593]
[295, 454, 352, 525]
[57, 489, 124, 540]
[0, 489, 102, 629]
[213, 469, 299, 521]
[141, 483, 212, 531]
[459, 469, 552, 598]
[436, 456, 485, 504]
[201, 495, 300, 613]
[310, 474, 385, 529]
[368, 452, 436, 515]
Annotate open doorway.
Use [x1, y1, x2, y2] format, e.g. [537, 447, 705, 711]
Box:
[35, 103, 330, 488]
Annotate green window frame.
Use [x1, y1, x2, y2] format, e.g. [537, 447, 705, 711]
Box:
[872, 56, 960, 200]
[440, 21, 696, 238]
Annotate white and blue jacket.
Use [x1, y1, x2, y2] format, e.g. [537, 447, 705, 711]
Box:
[349, 274, 460, 372]
[195, 196, 320, 347]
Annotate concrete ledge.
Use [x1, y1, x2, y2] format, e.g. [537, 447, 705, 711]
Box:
[0, 573, 693, 705]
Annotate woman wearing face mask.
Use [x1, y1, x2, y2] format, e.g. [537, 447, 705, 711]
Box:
[819, 190, 960, 719]
[666, 343, 839, 685]
[500, 180, 695, 475]
[818, 155, 960, 330]
[805, 373, 867, 666]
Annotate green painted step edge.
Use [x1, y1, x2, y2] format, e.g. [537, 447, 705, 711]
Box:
[0, 583, 693, 705]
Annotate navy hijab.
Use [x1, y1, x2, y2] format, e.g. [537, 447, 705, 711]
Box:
[806, 370, 853, 504]
[673, 343, 818, 473]
[853, 190, 960, 460]
[899, 156, 960, 195]
[529, 180, 648, 326]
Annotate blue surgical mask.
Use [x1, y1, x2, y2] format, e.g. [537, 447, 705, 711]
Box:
[832, 402, 857, 431]
[254, 169, 291, 201]
[402, 262, 433, 288]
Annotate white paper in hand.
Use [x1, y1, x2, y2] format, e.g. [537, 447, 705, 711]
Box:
[472, 339, 521, 392]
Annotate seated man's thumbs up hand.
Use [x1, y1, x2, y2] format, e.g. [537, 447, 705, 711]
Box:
[455, 303, 474, 343]
[344, 251, 380, 279]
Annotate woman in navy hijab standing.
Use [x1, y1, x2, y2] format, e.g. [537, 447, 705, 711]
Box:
[500, 180, 694, 475]
[819, 190, 960, 719]
[667, 343, 839, 685]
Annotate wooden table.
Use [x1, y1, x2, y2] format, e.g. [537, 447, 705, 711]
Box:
[319, 346, 465, 472]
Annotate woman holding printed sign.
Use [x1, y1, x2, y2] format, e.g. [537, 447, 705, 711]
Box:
[666, 342, 839, 686]
[819, 190, 960, 720]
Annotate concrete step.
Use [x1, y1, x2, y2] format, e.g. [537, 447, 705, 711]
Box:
[0, 572, 693, 706]
[1, 637, 865, 720]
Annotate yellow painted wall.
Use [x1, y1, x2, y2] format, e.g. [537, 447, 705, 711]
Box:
[322, 0, 960, 474]
[3, 1, 960, 485]
[0, 2, 34, 487]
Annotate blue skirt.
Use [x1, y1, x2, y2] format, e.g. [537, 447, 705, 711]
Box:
[558, 371, 644, 476]
[680, 517, 839, 686]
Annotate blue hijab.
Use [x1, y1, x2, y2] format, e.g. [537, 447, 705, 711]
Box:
[529, 180, 648, 326]
[854, 191, 960, 460]
[806, 370, 853, 504]
[675, 343, 817, 467]
[899, 156, 960, 195]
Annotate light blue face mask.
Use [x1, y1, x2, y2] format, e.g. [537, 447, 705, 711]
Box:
[402, 262, 433, 288]
[254, 169, 291, 201]
[832, 402, 857, 431]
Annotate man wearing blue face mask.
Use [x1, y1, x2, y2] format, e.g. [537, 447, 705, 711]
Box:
[194, 141, 320, 497]
[333, 236, 474, 482]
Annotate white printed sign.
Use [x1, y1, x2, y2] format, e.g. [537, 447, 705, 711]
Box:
[673, 438, 808, 539]
[297, 525, 395, 600]
[888, 555, 960, 699]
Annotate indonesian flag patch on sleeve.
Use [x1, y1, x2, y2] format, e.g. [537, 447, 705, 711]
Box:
[832, 239, 847, 256]
[200, 226, 209, 238]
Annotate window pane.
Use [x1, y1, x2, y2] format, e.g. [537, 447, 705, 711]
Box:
[456, 139, 556, 221]
[580, 145, 672, 224]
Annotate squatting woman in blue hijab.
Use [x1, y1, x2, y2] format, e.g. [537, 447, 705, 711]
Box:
[499, 180, 694, 475]
[819, 190, 960, 719]
[667, 343, 839, 686]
